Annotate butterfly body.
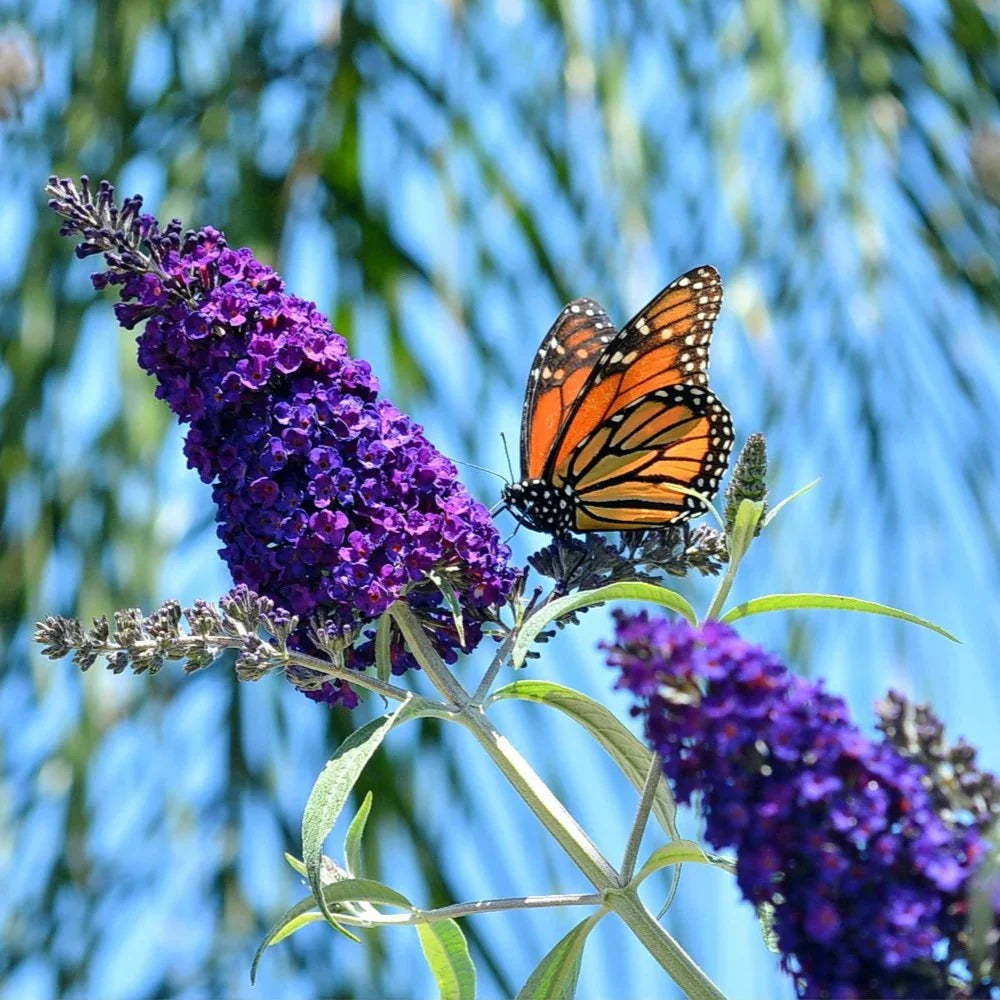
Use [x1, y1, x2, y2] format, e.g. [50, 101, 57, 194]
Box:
[503, 265, 734, 536]
[501, 478, 577, 534]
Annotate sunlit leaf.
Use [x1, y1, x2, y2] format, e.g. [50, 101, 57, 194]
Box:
[416, 919, 477, 1000]
[344, 790, 373, 879]
[284, 853, 307, 877]
[629, 840, 713, 889]
[250, 896, 360, 985]
[375, 612, 393, 684]
[511, 583, 698, 668]
[515, 911, 605, 1000]
[490, 680, 679, 840]
[302, 696, 425, 927]
[762, 477, 821, 528]
[720, 593, 960, 642]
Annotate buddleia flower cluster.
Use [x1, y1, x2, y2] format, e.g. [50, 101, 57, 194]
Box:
[47, 176, 517, 706]
[603, 613, 996, 998]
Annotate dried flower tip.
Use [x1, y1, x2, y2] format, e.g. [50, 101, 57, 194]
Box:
[220, 585, 275, 631]
[876, 689, 1000, 835]
[527, 524, 722, 602]
[724, 432, 768, 535]
[34, 615, 84, 659]
[235, 634, 276, 681]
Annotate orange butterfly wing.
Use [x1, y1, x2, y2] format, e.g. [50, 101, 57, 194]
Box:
[545, 264, 724, 485]
[519, 298, 617, 479]
[569, 384, 733, 529]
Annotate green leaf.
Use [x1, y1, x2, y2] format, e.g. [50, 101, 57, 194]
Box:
[430, 571, 466, 648]
[490, 680, 679, 840]
[284, 852, 307, 877]
[728, 498, 765, 562]
[511, 583, 698, 668]
[375, 612, 393, 684]
[416, 919, 477, 1000]
[344, 790, 373, 878]
[302, 696, 424, 927]
[762, 476, 821, 528]
[251, 898, 330, 984]
[629, 840, 713, 889]
[720, 593, 960, 642]
[312, 876, 413, 911]
[250, 891, 363, 985]
[515, 911, 605, 1000]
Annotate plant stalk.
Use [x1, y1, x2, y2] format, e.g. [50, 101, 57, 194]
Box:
[391, 602, 726, 999]
[620, 752, 663, 884]
[337, 892, 604, 928]
[606, 889, 726, 1000]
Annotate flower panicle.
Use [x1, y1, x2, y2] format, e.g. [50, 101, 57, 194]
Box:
[527, 523, 727, 597]
[49, 177, 518, 705]
[603, 613, 991, 999]
[724, 431, 768, 534]
[33, 585, 304, 683]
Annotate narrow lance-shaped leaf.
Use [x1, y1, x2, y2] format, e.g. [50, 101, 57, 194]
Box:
[720, 593, 959, 642]
[762, 476, 821, 528]
[490, 679, 679, 840]
[251, 899, 336, 984]
[416, 918, 477, 1000]
[250, 877, 414, 984]
[628, 839, 713, 889]
[429, 571, 466, 648]
[515, 910, 606, 1000]
[375, 612, 393, 684]
[344, 790, 373, 878]
[302, 695, 423, 927]
[512, 582, 698, 668]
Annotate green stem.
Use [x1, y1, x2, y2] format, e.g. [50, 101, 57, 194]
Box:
[620, 752, 663, 884]
[606, 890, 726, 1000]
[703, 557, 741, 623]
[703, 499, 765, 623]
[337, 892, 604, 928]
[391, 602, 726, 999]
[472, 629, 516, 705]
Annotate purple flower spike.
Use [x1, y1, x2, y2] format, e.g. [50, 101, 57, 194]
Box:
[603, 613, 986, 998]
[49, 177, 517, 705]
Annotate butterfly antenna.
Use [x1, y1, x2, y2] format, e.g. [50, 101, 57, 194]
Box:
[453, 457, 509, 483]
[503, 522, 521, 545]
[500, 432, 515, 483]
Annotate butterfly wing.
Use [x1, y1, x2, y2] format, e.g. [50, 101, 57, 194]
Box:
[519, 298, 617, 479]
[566, 383, 734, 530]
[544, 265, 724, 484]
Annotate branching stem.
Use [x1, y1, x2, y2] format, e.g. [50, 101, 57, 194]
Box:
[389, 601, 726, 1000]
[338, 892, 604, 928]
[620, 752, 664, 884]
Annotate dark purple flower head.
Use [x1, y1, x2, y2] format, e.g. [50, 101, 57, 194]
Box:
[49, 177, 517, 706]
[603, 613, 986, 999]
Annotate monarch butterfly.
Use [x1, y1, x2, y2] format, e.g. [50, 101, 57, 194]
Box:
[500, 265, 734, 534]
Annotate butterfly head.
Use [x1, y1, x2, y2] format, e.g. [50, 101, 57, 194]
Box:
[501, 478, 576, 535]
